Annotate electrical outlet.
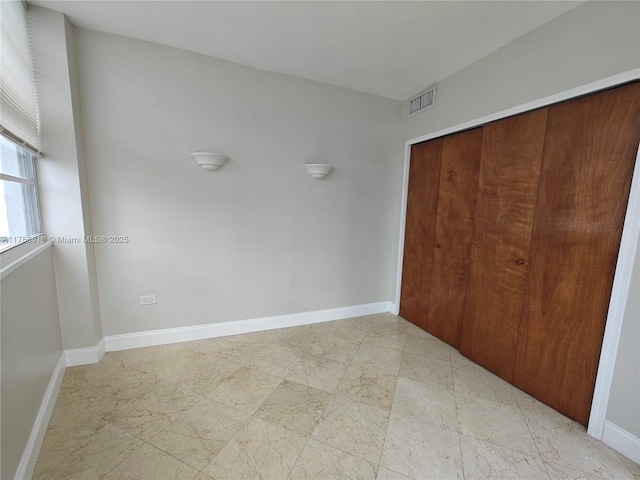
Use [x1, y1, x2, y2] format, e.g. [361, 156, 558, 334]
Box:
[140, 294, 157, 305]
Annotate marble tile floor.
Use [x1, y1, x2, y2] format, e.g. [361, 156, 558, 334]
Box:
[34, 313, 639, 480]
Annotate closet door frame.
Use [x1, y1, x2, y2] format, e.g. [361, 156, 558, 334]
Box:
[393, 69, 640, 441]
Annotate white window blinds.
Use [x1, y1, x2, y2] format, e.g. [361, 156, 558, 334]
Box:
[0, 0, 40, 153]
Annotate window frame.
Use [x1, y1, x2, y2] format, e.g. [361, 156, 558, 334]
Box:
[0, 135, 44, 253]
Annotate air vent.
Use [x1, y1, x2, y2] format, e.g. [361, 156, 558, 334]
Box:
[409, 84, 436, 116]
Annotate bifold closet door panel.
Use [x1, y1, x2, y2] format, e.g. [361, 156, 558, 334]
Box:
[426, 128, 483, 347]
[399, 258, 432, 329]
[513, 82, 640, 426]
[399, 139, 443, 326]
[460, 108, 549, 381]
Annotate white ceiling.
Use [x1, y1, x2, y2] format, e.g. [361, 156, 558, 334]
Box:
[31, 1, 584, 100]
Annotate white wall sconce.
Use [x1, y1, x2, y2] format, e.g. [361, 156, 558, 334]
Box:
[190, 152, 228, 171]
[305, 163, 333, 179]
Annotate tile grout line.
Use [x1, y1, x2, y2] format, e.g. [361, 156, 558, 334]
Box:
[357, 315, 405, 474]
[188, 327, 302, 476]
[452, 351, 556, 476]
[286, 315, 379, 477]
[449, 350, 468, 480]
[300, 315, 397, 475]
[513, 392, 554, 480]
[96, 389, 218, 476]
[376, 329, 409, 478]
[141, 442, 209, 476]
[106, 332, 283, 477]
[96, 432, 147, 479]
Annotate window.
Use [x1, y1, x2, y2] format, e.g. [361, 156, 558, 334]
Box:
[1, 0, 40, 150]
[0, 0, 42, 251]
[0, 136, 41, 250]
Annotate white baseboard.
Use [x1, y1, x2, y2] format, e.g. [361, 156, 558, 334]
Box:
[105, 301, 393, 352]
[14, 353, 66, 480]
[602, 421, 640, 464]
[64, 337, 105, 367]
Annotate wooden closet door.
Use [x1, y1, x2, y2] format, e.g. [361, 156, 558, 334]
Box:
[426, 128, 483, 347]
[460, 108, 548, 380]
[399, 139, 443, 328]
[513, 82, 640, 425]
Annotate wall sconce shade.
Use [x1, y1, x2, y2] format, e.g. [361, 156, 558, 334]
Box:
[305, 163, 333, 179]
[191, 152, 228, 171]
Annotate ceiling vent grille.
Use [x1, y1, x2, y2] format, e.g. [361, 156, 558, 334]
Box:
[409, 84, 436, 116]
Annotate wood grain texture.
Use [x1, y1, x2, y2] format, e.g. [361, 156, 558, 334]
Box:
[399, 140, 443, 327]
[426, 128, 483, 347]
[399, 257, 432, 330]
[513, 82, 640, 426]
[460, 108, 549, 381]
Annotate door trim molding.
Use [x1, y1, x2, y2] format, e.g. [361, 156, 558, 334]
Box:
[394, 68, 640, 440]
[588, 141, 640, 439]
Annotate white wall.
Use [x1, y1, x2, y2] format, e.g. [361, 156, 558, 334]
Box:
[1, 246, 63, 480]
[29, 6, 103, 350]
[398, 0, 640, 452]
[403, 1, 640, 140]
[74, 28, 403, 336]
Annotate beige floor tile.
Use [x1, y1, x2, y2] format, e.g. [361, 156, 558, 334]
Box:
[381, 413, 463, 480]
[370, 314, 410, 333]
[254, 379, 331, 436]
[288, 439, 377, 479]
[195, 473, 214, 480]
[279, 329, 360, 364]
[399, 351, 453, 387]
[404, 333, 454, 360]
[341, 314, 376, 327]
[460, 434, 549, 479]
[620, 456, 640, 479]
[311, 396, 390, 465]
[351, 343, 403, 376]
[376, 466, 414, 480]
[286, 354, 348, 393]
[336, 363, 398, 410]
[53, 356, 154, 418]
[403, 321, 436, 338]
[188, 336, 266, 363]
[277, 327, 325, 352]
[451, 352, 519, 408]
[102, 443, 200, 480]
[108, 343, 242, 397]
[516, 391, 635, 480]
[34, 415, 143, 480]
[368, 319, 408, 334]
[176, 358, 242, 397]
[35, 315, 633, 480]
[206, 366, 282, 415]
[544, 461, 609, 480]
[456, 393, 538, 456]
[391, 377, 457, 431]
[107, 342, 197, 374]
[102, 380, 203, 440]
[148, 398, 249, 471]
[310, 334, 361, 364]
[203, 417, 307, 480]
[149, 355, 239, 397]
[244, 343, 303, 377]
[46, 396, 111, 436]
[304, 319, 369, 344]
[361, 330, 407, 351]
